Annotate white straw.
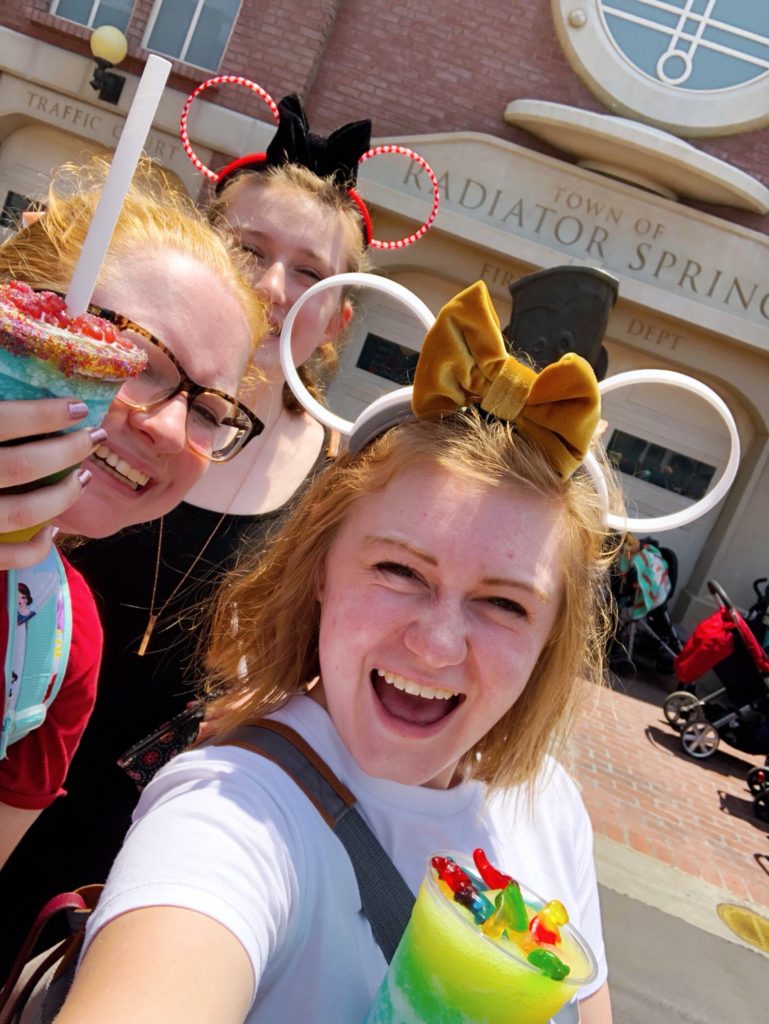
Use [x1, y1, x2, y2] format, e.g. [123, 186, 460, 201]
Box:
[65, 54, 172, 317]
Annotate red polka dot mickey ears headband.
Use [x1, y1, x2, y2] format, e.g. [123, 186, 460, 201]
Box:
[179, 76, 441, 250]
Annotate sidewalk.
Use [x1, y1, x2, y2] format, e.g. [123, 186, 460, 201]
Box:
[570, 667, 769, 937]
[598, 885, 769, 1023]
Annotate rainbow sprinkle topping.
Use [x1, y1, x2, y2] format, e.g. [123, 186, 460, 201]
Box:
[0, 281, 146, 381]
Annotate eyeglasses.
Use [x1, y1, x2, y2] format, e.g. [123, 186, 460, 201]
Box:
[86, 304, 264, 463]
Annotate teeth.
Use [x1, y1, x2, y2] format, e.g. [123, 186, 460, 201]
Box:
[94, 445, 150, 490]
[117, 457, 147, 485]
[379, 671, 457, 701]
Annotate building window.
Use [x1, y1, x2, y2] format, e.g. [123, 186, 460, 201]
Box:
[606, 429, 716, 502]
[356, 334, 419, 387]
[552, 0, 769, 135]
[600, 0, 769, 91]
[50, 0, 133, 32]
[143, 0, 241, 70]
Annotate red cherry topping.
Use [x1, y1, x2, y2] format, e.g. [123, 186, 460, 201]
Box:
[7, 281, 33, 298]
[69, 312, 118, 343]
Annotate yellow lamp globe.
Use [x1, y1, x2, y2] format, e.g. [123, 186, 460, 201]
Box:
[90, 25, 128, 66]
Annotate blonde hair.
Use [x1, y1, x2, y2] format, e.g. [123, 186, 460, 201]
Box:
[209, 164, 372, 413]
[205, 413, 620, 791]
[0, 157, 266, 354]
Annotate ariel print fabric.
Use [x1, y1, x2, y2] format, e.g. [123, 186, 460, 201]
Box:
[618, 541, 671, 621]
[1, 547, 72, 757]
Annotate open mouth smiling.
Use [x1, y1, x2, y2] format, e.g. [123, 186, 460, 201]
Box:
[93, 444, 150, 491]
[371, 669, 465, 726]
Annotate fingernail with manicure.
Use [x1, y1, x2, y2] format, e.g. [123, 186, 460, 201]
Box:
[69, 402, 89, 420]
[89, 427, 108, 445]
[78, 468, 93, 488]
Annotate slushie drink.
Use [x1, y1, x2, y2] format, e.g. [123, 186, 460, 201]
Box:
[0, 280, 146, 541]
[365, 849, 597, 1023]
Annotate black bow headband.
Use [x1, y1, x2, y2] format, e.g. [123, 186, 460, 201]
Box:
[216, 94, 372, 192]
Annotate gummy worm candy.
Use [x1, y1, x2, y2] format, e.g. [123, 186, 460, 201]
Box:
[431, 856, 472, 894]
[454, 884, 494, 925]
[530, 899, 569, 945]
[530, 915, 559, 946]
[472, 848, 512, 890]
[527, 948, 571, 981]
[482, 880, 529, 937]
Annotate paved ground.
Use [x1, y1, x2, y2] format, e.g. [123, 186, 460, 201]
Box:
[573, 659, 769, 1019]
[568, 664, 769, 1020]
[572, 667, 769, 910]
[599, 886, 769, 1024]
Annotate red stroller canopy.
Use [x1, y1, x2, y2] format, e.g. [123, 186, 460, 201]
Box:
[675, 606, 769, 684]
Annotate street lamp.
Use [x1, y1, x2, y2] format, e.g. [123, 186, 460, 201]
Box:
[89, 25, 128, 104]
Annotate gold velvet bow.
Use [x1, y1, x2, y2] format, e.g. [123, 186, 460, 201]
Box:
[411, 281, 600, 479]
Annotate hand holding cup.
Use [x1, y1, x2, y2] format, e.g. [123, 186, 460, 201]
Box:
[0, 397, 103, 565]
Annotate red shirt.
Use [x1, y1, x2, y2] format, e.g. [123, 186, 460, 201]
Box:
[0, 558, 102, 810]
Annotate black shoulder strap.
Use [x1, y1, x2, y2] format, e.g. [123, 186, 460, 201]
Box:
[219, 720, 415, 963]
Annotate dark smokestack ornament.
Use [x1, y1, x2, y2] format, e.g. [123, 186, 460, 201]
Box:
[502, 266, 618, 381]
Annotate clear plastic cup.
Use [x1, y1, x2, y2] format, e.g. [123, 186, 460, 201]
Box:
[0, 348, 126, 542]
[364, 851, 597, 1024]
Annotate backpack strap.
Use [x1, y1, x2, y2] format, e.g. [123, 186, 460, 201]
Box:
[1, 548, 73, 759]
[220, 720, 416, 963]
[0, 885, 102, 1018]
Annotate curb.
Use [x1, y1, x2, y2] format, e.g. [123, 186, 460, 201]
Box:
[594, 833, 769, 957]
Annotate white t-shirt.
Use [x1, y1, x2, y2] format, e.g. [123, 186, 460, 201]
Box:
[85, 697, 607, 1022]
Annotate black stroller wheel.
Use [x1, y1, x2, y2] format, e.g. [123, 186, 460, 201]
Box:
[664, 691, 702, 732]
[747, 766, 769, 797]
[681, 720, 720, 759]
[755, 793, 769, 824]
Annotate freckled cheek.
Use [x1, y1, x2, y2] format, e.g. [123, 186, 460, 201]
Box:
[320, 590, 405, 671]
[481, 639, 539, 701]
[318, 604, 353, 669]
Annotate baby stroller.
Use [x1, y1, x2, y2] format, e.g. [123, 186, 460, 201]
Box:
[663, 579, 769, 808]
[609, 537, 684, 676]
[745, 576, 769, 650]
[744, 578, 769, 821]
[748, 762, 769, 823]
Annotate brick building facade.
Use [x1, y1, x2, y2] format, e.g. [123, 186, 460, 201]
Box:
[0, 1, 768, 619]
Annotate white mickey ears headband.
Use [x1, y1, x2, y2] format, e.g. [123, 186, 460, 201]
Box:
[180, 76, 441, 250]
[280, 274, 741, 534]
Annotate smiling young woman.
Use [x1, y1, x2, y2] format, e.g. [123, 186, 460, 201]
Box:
[314, 463, 565, 789]
[204, 409, 611, 794]
[184, 162, 367, 518]
[0, 159, 262, 547]
[53, 283, 616, 1024]
[0, 156, 264, 963]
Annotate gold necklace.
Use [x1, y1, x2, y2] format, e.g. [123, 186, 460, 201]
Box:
[137, 510, 229, 656]
[137, 403, 311, 655]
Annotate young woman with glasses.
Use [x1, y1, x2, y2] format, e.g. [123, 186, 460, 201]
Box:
[0, 157, 264, 963]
